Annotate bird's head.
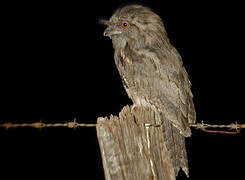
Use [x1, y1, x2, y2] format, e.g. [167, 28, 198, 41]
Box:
[101, 4, 168, 49]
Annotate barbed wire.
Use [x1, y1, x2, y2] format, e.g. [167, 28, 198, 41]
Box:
[0, 119, 244, 134]
[190, 121, 245, 134]
[0, 119, 96, 130]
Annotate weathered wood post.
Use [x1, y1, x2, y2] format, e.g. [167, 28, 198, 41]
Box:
[96, 105, 178, 180]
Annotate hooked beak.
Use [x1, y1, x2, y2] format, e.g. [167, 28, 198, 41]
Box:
[103, 27, 122, 38]
[99, 18, 122, 38]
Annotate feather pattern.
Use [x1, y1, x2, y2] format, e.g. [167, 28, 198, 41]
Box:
[103, 4, 196, 177]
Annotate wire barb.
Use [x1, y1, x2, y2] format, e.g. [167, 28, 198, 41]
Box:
[190, 121, 245, 134]
[0, 119, 244, 135]
[0, 119, 96, 130]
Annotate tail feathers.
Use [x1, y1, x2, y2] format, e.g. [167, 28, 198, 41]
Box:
[161, 115, 189, 177]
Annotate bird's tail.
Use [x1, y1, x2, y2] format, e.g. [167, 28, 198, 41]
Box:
[161, 114, 189, 177]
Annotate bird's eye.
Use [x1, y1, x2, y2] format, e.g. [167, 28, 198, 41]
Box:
[121, 21, 129, 29]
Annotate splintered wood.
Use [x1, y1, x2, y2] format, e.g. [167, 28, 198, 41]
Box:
[96, 105, 176, 180]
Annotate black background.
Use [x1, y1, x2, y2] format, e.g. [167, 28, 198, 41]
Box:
[0, 0, 244, 179]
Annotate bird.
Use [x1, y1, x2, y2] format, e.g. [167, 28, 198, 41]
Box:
[101, 4, 196, 177]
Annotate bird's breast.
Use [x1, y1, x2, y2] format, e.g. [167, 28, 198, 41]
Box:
[120, 49, 132, 65]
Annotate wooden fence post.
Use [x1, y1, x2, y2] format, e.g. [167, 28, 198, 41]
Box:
[96, 105, 177, 180]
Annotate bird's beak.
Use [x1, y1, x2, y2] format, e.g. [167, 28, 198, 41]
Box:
[99, 18, 122, 38]
[103, 27, 122, 38]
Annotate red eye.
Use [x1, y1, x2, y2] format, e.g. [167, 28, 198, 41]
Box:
[121, 21, 129, 29]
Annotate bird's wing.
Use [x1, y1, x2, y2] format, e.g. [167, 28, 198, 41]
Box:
[119, 47, 196, 137]
[145, 47, 195, 137]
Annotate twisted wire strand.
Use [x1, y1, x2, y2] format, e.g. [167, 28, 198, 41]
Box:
[0, 120, 244, 134]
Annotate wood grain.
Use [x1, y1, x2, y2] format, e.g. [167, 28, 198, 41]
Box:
[96, 105, 178, 180]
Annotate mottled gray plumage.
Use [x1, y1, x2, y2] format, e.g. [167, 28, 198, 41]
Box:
[102, 4, 196, 177]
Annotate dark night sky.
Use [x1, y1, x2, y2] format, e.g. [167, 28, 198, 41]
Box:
[0, 1, 244, 179]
